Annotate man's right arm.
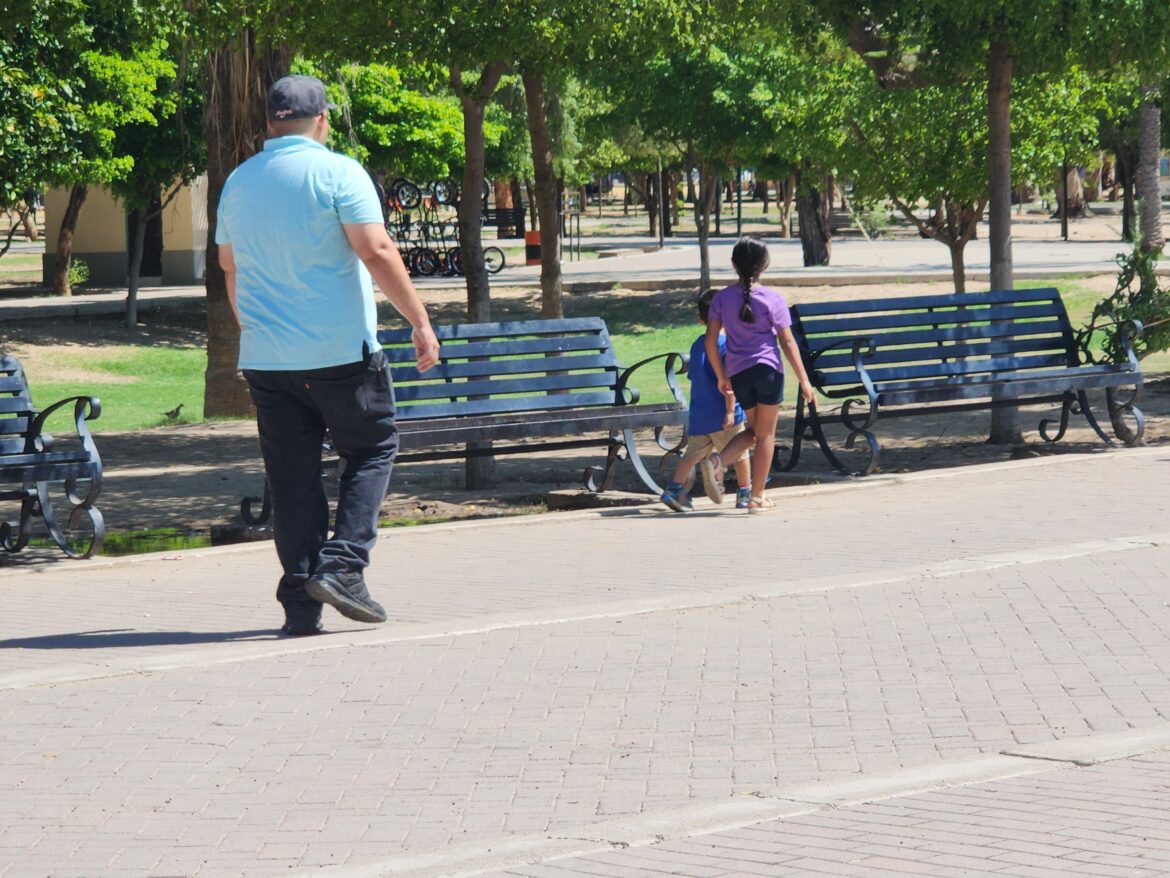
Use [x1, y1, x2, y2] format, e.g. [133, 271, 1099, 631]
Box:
[218, 243, 240, 329]
[343, 222, 440, 372]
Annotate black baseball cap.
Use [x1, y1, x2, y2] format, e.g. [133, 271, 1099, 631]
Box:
[266, 75, 337, 121]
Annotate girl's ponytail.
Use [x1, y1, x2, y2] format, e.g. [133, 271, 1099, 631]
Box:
[739, 275, 755, 323]
[731, 235, 770, 324]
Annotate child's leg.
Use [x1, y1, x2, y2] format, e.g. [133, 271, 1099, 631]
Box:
[748, 403, 782, 502]
[732, 456, 751, 488]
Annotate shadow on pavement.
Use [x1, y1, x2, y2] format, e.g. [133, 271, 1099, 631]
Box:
[0, 628, 278, 649]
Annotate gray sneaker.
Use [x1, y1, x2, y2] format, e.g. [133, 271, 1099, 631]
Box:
[306, 571, 387, 624]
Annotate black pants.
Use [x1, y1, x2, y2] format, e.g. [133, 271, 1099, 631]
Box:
[244, 349, 399, 608]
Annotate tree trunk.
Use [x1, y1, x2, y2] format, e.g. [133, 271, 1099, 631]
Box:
[987, 38, 1021, 444]
[521, 70, 563, 319]
[1054, 165, 1087, 220]
[782, 172, 796, 237]
[126, 205, 147, 328]
[646, 172, 659, 238]
[20, 204, 37, 241]
[54, 183, 88, 296]
[795, 173, 832, 267]
[453, 62, 507, 489]
[1137, 83, 1165, 254]
[203, 34, 289, 419]
[669, 171, 680, 227]
[695, 163, 717, 292]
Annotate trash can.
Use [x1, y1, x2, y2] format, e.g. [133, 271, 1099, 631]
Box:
[525, 230, 541, 266]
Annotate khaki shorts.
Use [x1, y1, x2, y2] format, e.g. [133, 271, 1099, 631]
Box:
[685, 421, 748, 464]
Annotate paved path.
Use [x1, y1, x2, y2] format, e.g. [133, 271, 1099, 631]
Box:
[3, 446, 1170, 875]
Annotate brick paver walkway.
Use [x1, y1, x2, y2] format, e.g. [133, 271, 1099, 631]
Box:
[2, 447, 1169, 876]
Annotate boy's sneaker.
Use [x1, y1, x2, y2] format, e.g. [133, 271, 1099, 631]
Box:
[660, 482, 693, 513]
[699, 453, 726, 505]
[735, 487, 752, 509]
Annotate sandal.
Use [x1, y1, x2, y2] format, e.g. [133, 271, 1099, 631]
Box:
[747, 496, 777, 515]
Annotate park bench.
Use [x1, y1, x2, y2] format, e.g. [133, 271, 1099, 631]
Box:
[782, 288, 1145, 476]
[0, 356, 104, 558]
[241, 317, 687, 524]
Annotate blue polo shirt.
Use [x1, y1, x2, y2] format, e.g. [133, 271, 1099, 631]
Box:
[688, 333, 745, 435]
[215, 136, 385, 370]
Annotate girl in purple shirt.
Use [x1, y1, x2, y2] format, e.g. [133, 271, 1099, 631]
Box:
[704, 236, 815, 513]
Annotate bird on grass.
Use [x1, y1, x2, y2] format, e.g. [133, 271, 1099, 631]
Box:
[163, 403, 184, 421]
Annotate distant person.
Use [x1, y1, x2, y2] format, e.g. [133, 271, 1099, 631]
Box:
[702, 236, 815, 514]
[216, 74, 440, 636]
[660, 289, 752, 512]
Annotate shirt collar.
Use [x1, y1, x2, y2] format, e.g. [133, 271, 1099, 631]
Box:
[263, 135, 328, 152]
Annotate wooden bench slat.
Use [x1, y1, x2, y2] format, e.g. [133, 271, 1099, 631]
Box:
[396, 390, 619, 421]
[0, 376, 32, 394]
[877, 367, 1139, 407]
[0, 450, 94, 467]
[395, 370, 617, 403]
[397, 403, 686, 447]
[379, 316, 609, 343]
[812, 319, 1069, 352]
[793, 287, 1059, 317]
[813, 335, 1070, 371]
[817, 352, 1075, 387]
[389, 352, 617, 383]
[797, 302, 1065, 335]
[382, 334, 612, 363]
[0, 398, 36, 415]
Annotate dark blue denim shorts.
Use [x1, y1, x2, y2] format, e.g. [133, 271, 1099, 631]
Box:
[730, 363, 785, 409]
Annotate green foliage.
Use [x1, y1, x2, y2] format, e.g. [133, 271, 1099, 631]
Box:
[1, 0, 196, 205]
[305, 60, 465, 180]
[68, 258, 91, 288]
[1086, 248, 1170, 362]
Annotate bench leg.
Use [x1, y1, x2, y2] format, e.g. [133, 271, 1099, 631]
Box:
[789, 401, 867, 476]
[1076, 389, 1115, 445]
[779, 400, 809, 471]
[35, 480, 105, 559]
[0, 491, 36, 553]
[584, 437, 624, 492]
[241, 478, 273, 526]
[1039, 392, 1075, 443]
[622, 428, 667, 494]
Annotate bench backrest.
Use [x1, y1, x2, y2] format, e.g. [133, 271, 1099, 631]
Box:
[0, 357, 34, 454]
[376, 317, 626, 421]
[791, 288, 1079, 394]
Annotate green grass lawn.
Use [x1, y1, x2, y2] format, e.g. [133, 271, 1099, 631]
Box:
[21, 276, 1166, 433]
[27, 346, 208, 434]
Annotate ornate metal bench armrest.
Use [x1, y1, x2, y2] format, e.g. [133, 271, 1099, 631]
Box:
[1076, 317, 1144, 368]
[806, 336, 878, 391]
[25, 396, 103, 458]
[615, 351, 688, 406]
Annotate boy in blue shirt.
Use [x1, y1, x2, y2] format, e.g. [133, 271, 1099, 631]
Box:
[661, 289, 752, 511]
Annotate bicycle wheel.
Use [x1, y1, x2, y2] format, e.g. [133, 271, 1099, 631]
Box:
[431, 178, 459, 206]
[483, 246, 505, 274]
[411, 247, 440, 277]
[392, 178, 421, 209]
[446, 247, 463, 275]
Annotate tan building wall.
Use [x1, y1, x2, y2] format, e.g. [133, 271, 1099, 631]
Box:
[42, 176, 208, 287]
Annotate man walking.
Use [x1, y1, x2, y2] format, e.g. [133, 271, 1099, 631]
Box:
[216, 74, 440, 636]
